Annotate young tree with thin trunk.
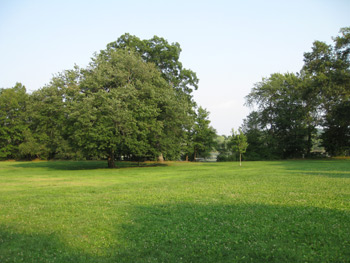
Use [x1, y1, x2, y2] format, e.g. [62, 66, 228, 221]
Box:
[231, 129, 248, 166]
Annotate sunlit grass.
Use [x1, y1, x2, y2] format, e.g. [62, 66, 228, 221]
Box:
[0, 160, 349, 262]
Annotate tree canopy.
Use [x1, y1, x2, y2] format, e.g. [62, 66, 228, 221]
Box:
[68, 49, 185, 167]
[0, 34, 211, 167]
[1, 29, 349, 163]
[0, 83, 28, 159]
[244, 27, 350, 159]
[103, 34, 199, 96]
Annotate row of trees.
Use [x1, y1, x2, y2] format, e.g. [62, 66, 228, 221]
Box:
[0, 34, 217, 167]
[241, 27, 350, 159]
[2, 28, 349, 164]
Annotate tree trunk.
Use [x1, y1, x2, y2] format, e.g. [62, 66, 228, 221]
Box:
[108, 151, 116, 168]
[306, 125, 312, 156]
[185, 154, 189, 162]
[158, 153, 164, 162]
[240, 153, 242, 167]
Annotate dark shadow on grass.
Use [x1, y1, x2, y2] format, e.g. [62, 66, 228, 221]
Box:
[2, 203, 350, 262]
[11, 161, 168, 171]
[271, 160, 350, 178]
[115, 203, 350, 262]
[0, 226, 95, 263]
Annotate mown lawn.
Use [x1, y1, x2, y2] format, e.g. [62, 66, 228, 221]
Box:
[0, 160, 349, 262]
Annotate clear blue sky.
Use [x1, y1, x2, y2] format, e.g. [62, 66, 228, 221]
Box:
[1, 0, 349, 135]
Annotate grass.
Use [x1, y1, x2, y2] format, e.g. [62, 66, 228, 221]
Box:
[0, 160, 349, 262]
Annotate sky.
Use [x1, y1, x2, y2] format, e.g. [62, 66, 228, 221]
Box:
[1, 0, 349, 135]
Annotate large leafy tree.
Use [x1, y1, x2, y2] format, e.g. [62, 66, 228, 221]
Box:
[0, 83, 28, 159]
[0, 34, 199, 163]
[246, 73, 311, 158]
[102, 34, 198, 160]
[302, 27, 350, 155]
[68, 49, 181, 167]
[244, 28, 350, 159]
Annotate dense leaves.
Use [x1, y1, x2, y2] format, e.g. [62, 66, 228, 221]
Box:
[104, 34, 199, 95]
[185, 107, 217, 161]
[321, 101, 350, 156]
[2, 29, 349, 162]
[244, 27, 350, 158]
[0, 83, 28, 159]
[246, 73, 311, 159]
[68, 50, 183, 167]
[0, 35, 206, 167]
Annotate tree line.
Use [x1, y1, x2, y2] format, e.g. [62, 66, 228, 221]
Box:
[1, 28, 349, 165]
[0, 34, 217, 167]
[237, 27, 349, 160]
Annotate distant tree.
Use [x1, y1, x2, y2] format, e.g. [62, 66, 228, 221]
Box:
[216, 135, 235, 162]
[186, 107, 217, 161]
[230, 129, 248, 166]
[241, 111, 275, 160]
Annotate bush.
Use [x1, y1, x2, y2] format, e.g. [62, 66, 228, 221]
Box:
[216, 153, 236, 162]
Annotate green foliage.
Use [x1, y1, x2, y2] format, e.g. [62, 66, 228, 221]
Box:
[302, 27, 350, 156]
[321, 101, 350, 156]
[105, 34, 199, 95]
[0, 83, 28, 159]
[245, 27, 350, 159]
[68, 50, 182, 167]
[0, 34, 202, 166]
[231, 129, 248, 154]
[1, 160, 350, 262]
[246, 73, 310, 159]
[216, 135, 235, 162]
[241, 112, 277, 160]
[100, 34, 199, 162]
[230, 128, 248, 165]
[25, 85, 68, 159]
[216, 152, 236, 162]
[18, 129, 47, 160]
[186, 107, 217, 161]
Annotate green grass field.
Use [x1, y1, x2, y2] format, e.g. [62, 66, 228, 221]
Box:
[0, 160, 349, 262]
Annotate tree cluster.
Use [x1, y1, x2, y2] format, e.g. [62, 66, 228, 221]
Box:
[243, 27, 350, 159]
[0, 35, 217, 167]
